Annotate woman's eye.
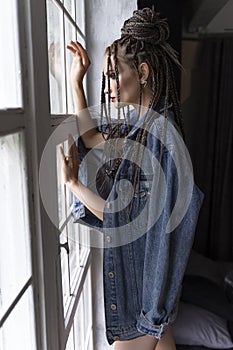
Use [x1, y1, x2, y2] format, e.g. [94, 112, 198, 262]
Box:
[109, 72, 116, 79]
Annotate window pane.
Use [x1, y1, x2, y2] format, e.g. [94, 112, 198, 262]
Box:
[0, 132, 32, 318]
[56, 143, 66, 225]
[65, 325, 75, 350]
[83, 268, 92, 344]
[67, 220, 80, 285]
[47, 0, 66, 114]
[79, 226, 90, 262]
[64, 0, 75, 19]
[0, 0, 22, 108]
[75, 0, 85, 34]
[87, 332, 94, 350]
[73, 292, 84, 349]
[72, 269, 93, 350]
[60, 228, 71, 312]
[0, 286, 36, 350]
[65, 17, 76, 114]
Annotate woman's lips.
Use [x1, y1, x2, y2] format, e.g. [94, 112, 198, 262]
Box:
[111, 97, 116, 102]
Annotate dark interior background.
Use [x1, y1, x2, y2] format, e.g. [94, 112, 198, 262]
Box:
[138, 0, 233, 261]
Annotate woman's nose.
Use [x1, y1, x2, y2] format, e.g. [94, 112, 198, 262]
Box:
[104, 86, 112, 95]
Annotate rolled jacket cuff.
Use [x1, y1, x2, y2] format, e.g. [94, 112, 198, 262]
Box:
[136, 311, 169, 339]
[72, 201, 86, 221]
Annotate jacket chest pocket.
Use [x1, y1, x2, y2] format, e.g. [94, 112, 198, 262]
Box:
[133, 176, 152, 198]
[131, 175, 153, 229]
[117, 174, 153, 230]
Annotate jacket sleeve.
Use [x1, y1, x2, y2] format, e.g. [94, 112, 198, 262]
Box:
[72, 136, 103, 229]
[136, 144, 204, 339]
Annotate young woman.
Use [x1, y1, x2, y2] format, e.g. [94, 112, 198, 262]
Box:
[60, 8, 204, 350]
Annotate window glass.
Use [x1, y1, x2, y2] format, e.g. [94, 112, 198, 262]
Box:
[67, 220, 80, 284]
[65, 16, 76, 114]
[78, 225, 90, 262]
[47, 0, 66, 114]
[73, 268, 93, 350]
[0, 132, 32, 318]
[75, 0, 85, 34]
[56, 142, 66, 224]
[64, 0, 75, 20]
[82, 268, 92, 341]
[60, 228, 71, 312]
[73, 290, 84, 349]
[60, 221, 90, 314]
[65, 326, 75, 350]
[87, 333, 94, 350]
[0, 0, 22, 108]
[0, 286, 36, 350]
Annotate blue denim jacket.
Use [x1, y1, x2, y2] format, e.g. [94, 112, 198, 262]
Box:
[73, 108, 204, 344]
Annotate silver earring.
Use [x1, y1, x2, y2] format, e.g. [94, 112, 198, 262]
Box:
[141, 80, 147, 88]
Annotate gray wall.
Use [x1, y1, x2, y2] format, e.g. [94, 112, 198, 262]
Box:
[85, 1, 137, 107]
[84, 2, 137, 349]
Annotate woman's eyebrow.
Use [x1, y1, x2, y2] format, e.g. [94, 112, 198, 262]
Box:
[104, 69, 115, 76]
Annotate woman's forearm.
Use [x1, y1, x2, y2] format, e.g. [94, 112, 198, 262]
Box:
[67, 41, 106, 148]
[72, 83, 105, 149]
[67, 178, 105, 221]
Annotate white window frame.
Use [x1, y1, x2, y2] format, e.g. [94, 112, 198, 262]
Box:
[0, 0, 92, 349]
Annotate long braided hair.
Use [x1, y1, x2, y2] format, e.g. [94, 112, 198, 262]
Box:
[99, 8, 185, 202]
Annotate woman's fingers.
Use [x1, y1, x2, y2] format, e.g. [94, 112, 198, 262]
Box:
[68, 134, 79, 163]
[67, 45, 82, 60]
[67, 40, 90, 66]
[60, 137, 79, 185]
[60, 144, 73, 164]
[68, 40, 82, 55]
[66, 45, 77, 55]
[73, 41, 90, 63]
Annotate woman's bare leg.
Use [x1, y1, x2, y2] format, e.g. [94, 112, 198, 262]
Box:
[114, 335, 158, 350]
[155, 325, 176, 350]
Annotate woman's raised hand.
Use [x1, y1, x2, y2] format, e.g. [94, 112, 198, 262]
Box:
[60, 134, 79, 186]
[67, 40, 90, 87]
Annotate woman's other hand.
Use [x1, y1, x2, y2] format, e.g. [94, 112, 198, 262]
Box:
[66, 40, 91, 87]
[60, 134, 79, 186]
[48, 41, 62, 83]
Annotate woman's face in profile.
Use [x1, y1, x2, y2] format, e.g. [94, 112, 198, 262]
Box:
[103, 54, 140, 108]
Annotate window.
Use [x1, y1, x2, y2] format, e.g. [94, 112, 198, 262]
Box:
[0, 0, 22, 109]
[46, 0, 94, 348]
[65, 267, 93, 350]
[46, 0, 86, 115]
[0, 0, 36, 348]
[53, 91, 94, 348]
[0, 0, 92, 348]
[0, 133, 36, 350]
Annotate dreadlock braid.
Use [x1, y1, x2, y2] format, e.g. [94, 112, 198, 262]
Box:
[119, 8, 184, 136]
[121, 8, 169, 45]
[99, 7, 185, 210]
[113, 42, 121, 136]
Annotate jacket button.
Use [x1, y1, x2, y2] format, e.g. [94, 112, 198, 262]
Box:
[108, 271, 115, 278]
[106, 236, 111, 243]
[111, 304, 117, 311]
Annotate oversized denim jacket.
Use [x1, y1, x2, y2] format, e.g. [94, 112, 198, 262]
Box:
[73, 107, 204, 344]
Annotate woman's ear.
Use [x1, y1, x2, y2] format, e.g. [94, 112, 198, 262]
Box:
[138, 62, 150, 82]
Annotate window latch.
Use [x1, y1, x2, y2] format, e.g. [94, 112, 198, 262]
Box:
[60, 242, 69, 254]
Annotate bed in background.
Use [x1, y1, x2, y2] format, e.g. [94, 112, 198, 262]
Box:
[172, 250, 233, 350]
